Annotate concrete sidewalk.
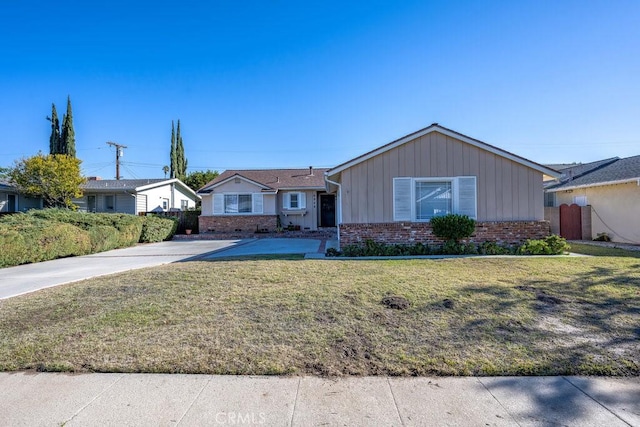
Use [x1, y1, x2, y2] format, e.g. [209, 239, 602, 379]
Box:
[0, 373, 637, 426]
[0, 240, 243, 300]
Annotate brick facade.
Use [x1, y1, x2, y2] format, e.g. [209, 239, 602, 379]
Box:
[339, 221, 551, 247]
[199, 215, 278, 233]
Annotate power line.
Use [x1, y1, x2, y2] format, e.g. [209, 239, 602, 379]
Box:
[106, 141, 127, 180]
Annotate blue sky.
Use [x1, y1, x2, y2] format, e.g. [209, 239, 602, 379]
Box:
[1, 1, 639, 179]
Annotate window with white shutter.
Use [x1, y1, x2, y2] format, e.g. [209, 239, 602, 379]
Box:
[213, 193, 263, 215]
[393, 176, 477, 222]
[393, 178, 412, 221]
[283, 192, 306, 209]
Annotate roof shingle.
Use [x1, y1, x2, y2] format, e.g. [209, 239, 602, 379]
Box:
[546, 155, 640, 191]
[199, 168, 329, 193]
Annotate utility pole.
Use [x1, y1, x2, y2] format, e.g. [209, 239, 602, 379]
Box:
[106, 141, 127, 180]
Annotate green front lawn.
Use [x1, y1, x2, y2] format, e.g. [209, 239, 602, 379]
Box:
[1, 257, 638, 376]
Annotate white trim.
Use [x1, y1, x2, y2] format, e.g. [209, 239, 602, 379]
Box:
[546, 177, 640, 192]
[327, 124, 560, 178]
[135, 178, 200, 199]
[394, 176, 477, 222]
[201, 174, 272, 192]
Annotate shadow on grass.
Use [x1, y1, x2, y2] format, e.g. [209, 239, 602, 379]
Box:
[452, 263, 640, 376]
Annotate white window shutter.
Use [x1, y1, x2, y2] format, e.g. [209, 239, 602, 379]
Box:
[456, 176, 477, 219]
[213, 194, 224, 214]
[283, 193, 290, 209]
[253, 193, 263, 213]
[299, 192, 306, 209]
[393, 178, 412, 221]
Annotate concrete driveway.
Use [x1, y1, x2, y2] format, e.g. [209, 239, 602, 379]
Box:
[0, 238, 325, 300]
[0, 240, 240, 300]
[200, 238, 322, 259]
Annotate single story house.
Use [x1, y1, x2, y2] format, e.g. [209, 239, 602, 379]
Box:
[324, 123, 561, 247]
[75, 178, 200, 214]
[198, 168, 333, 233]
[545, 155, 640, 244]
[0, 181, 43, 213]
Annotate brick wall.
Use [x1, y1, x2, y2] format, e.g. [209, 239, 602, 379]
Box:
[339, 221, 551, 247]
[199, 215, 278, 233]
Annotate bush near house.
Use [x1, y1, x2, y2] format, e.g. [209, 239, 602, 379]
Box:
[140, 215, 178, 243]
[0, 209, 177, 267]
[330, 236, 569, 257]
[0, 215, 91, 267]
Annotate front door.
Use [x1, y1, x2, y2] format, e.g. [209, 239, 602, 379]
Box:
[319, 194, 336, 227]
[7, 195, 16, 212]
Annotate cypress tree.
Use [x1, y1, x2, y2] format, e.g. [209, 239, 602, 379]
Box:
[170, 121, 177, 179]
[176, 120, 187, 180]
[60, 96, 76, 157]
[48, 104, 61, 155]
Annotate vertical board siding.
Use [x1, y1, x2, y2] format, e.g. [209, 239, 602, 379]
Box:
[340, 131, 545, 223]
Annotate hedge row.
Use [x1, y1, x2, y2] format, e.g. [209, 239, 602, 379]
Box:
[329, 235, 570, 257]
[0, 210, 177, 268]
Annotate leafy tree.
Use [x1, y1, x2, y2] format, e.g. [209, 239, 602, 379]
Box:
[60, 96, 76, 157]
[170, 121, 177, 179]
[9, 153, 85, 208]
[184, 170, 219, 192]
[47, 104, 61, 154]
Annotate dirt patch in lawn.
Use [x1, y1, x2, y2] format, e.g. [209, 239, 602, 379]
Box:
[0, 257, 638, 376]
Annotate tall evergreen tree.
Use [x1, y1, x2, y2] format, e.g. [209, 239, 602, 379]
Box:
[170, 121, 177, 179]
[47, 104, 61, 155]
[176, 119, 187, 180]
[60, 96, 76, 157]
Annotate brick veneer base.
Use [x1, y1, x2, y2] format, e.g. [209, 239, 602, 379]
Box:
[339, 221, 551, 248]
[199, 215, 278, 233]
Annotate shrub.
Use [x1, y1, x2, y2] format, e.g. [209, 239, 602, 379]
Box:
[478, 241, 515, 255]
[87, 225, 121, 252]
[0, 214, 91, 267]
[28, 209, 144, 248]
[430, 214, 476, 242]
[140, 215, 178, 243]
[102, 213, 144, 247]
[518, 235, 570, 255]
[340, 240, 433, 257]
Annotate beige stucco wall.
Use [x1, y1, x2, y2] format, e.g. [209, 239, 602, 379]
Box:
[200, 178, 277, 216]
[337, 131, 544, 223]
[554, 182, 640, 244]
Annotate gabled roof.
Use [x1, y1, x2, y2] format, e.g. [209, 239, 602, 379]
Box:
[199, 168, 329, 193]
[546, 155, 640, 192]
[326, 123, 560, 178]
[82, 178, 200, 199]
[0, 180, 16, 191]
[82, 179, 166, 191]
[543, 157, 619, 188]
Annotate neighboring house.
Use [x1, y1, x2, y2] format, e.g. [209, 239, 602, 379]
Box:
[324, 123, 560, 247]
[75, 178, 200, 214]
[198, 168, 332, 233]
[544, 155, 640, 244]
[0, 181, 44, 213]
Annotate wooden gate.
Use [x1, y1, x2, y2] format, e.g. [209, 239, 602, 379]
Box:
[559, 204, 582, 240]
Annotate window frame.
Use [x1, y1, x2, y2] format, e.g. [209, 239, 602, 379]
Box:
[282, 192, 306, 210]
[393, 176, 477, 222]
[213, 193, 263, 215]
